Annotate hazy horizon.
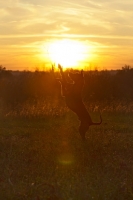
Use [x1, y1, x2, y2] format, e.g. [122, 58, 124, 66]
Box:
[0, 0, 133, 71]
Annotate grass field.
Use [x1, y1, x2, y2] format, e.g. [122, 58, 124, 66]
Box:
[0, 101, 133, 200]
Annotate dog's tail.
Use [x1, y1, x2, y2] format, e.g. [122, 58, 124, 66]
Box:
[92, 114, 102, 125]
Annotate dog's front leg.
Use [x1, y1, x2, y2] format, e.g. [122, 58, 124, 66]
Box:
[58, 64, 67, 84]
[58, 64, 68, 96]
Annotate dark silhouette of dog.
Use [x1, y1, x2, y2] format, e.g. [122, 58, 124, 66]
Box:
[58, 64, 102, 140]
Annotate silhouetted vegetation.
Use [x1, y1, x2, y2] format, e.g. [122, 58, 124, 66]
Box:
[83, 66, 133, 102]
[0, 65, 133, 107]
[1, 65, 133, 199]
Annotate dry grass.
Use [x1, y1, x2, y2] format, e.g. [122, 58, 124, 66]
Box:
[0, 100, 133, 199]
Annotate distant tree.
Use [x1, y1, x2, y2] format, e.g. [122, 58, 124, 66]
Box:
[0, 65, 6, 72]
[122, 64, 132, 71]
[0, 65, 12, 79]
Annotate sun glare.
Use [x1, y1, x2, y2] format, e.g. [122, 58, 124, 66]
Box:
[46, 39, 90, 69]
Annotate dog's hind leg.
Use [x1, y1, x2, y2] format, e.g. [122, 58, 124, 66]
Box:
[79, 121, 89, 140]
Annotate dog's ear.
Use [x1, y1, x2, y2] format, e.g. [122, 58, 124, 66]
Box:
[81, 70, 84, 77]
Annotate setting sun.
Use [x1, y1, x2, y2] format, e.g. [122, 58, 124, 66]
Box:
[46, 39, 90, 69]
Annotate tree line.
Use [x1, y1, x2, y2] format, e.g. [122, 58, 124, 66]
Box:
[0, 65, 133, 106]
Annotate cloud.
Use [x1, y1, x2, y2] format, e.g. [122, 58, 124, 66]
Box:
[1, 0, 133, 37]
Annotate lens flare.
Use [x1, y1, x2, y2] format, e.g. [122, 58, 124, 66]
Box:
[58, 153, 74, 165]
[57, 141, 74, 165]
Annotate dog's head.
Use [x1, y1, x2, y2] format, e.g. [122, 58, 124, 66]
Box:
[69, 70, 84, 85]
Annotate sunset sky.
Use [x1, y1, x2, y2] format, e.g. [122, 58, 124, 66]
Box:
[0, 0, 133, 71]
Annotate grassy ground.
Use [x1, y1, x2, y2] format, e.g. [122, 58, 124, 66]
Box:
[1, 109, 133, 200]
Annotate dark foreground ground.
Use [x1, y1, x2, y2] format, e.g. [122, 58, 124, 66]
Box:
[0, 112, 133, 200]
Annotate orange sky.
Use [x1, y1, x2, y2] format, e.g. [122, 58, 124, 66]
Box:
[0, 0, 133, 71]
